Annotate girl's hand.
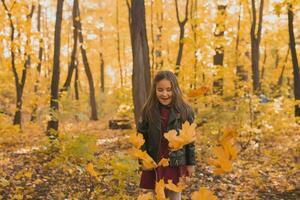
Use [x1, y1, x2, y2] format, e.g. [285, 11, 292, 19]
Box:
[186, 165, 195, 176]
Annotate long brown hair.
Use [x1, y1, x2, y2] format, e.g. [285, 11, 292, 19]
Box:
[141, 70, 193, 123]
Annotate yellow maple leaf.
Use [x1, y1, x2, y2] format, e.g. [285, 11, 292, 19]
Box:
[208, 146, 233, 174]
[222, 140, 238, 160]
[137, 192, 153, 200]
[165, 180, 186, 193]
[86, 163, 99, 177]
[129, 132, 145, 149]
[219, 128, 237, 144]
[164, 122, 196, 151]
[191, 187, 218, 200]
[164, 130, 184, 151]
[132, 149, 157, 170]
[157, 158, 169, 167]
[181, 121, 197, 144]
[155, 180, 167, 200]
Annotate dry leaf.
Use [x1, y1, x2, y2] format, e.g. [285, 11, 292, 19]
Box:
[191, 187, 218, 200]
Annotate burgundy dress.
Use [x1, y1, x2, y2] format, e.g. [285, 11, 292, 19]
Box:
[139, 106, 188, 189]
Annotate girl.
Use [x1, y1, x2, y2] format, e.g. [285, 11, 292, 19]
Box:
[137, 70, 196, 200]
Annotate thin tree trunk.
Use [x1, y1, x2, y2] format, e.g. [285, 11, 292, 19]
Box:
[235, 0, 248, 93]
[1, 1, 34, 127]
[99, 16, 105, 92]
[47, 0, 64, 137]
[213, 4, 226, 95]
[31, 2, 44, 122]
[277, 48, 289, 86]
[190, 0, 198, 89]
[76, 0, 98, 120]
[61, 0, 79, 93]
[287, 4, 300, 117]
[250, 0, 264, 93]
[74, 58, 79, 100]
[116, 0, 123, 87]
[174, 0, 189, 76]
[260, 42, 267, 84]
[126, 0, 132, 48]
[150, 0, 155, 78]
[130, 0, 151, 124]
[100, 52, 105, 93]
[155, 0, 164, 71]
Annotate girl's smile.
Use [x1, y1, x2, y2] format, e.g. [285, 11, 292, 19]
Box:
[156, 79, 173, 105]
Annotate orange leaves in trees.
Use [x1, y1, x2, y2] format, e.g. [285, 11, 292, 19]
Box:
[208, 128, 238, 175]
[164, 121, 196, 151]
[191, 187, 218, 200]
[188, 86, 210, 97]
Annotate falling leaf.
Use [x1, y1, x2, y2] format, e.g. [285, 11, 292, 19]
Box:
[208, 128, 238, 175]
[132, 149, 157, 170]
[219, 128, 237, 144]
[137, 192, 153, 200]
[164, 122, 196, 151]
[191, 187, 218, 200]
[129, 132, 145, 149]
[165, 180, 186, 193]
[155, 180, 167, 200]
[86, 163, 99, 177]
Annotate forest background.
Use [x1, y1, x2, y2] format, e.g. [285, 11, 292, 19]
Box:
[0, 0, 299, 199]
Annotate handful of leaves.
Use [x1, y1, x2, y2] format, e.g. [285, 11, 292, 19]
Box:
[129, 132, 169, 170]
[164, 121, 197, 151]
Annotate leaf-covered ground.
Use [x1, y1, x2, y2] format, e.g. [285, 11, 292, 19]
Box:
[0, 119, 299, 199]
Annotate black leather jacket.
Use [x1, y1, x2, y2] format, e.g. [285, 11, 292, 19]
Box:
[137, 105, 196, 167]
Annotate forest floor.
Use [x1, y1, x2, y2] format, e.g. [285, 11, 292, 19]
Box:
[0, 117, 299, 200]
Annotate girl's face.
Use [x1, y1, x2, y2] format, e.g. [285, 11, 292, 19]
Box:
[156, 79, 173, 105]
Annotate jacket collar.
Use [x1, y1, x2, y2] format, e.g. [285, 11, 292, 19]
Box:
[168, 107, 181, 127]
[152, 103, 181, 130]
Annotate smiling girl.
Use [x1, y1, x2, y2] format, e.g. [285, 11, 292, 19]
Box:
[137, 70, 196, 200]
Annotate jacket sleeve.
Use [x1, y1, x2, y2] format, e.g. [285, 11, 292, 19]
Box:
[137, 117, 148, 151]
[185, 111, 196, 165]
[137, 117, 148, 165]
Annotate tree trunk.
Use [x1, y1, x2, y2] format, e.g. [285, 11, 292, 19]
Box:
[1, 1, 34, 127]
[100, 52, 105, 93]
[213, 4, 226, 95]
[260, 42, 267, 86]
[31, 3, 44, 122]
[130, 0, 151, 124]
[76, 0, 98, 120]
[234, 0, 248, 93]
[116, 0, 124, 87]
[190, 0, 198, 89]
[287, 4, 300, 117]
[74, 58, 79, 100]
[277, 48, 289, 86]
[150, 0, 155, 78]
[174, 0, 189, 76]
[250, 0, 264, 93]
[47, 0, 64, 137]
[155, 0, 164, 72]
[61, 0, 79, 93]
